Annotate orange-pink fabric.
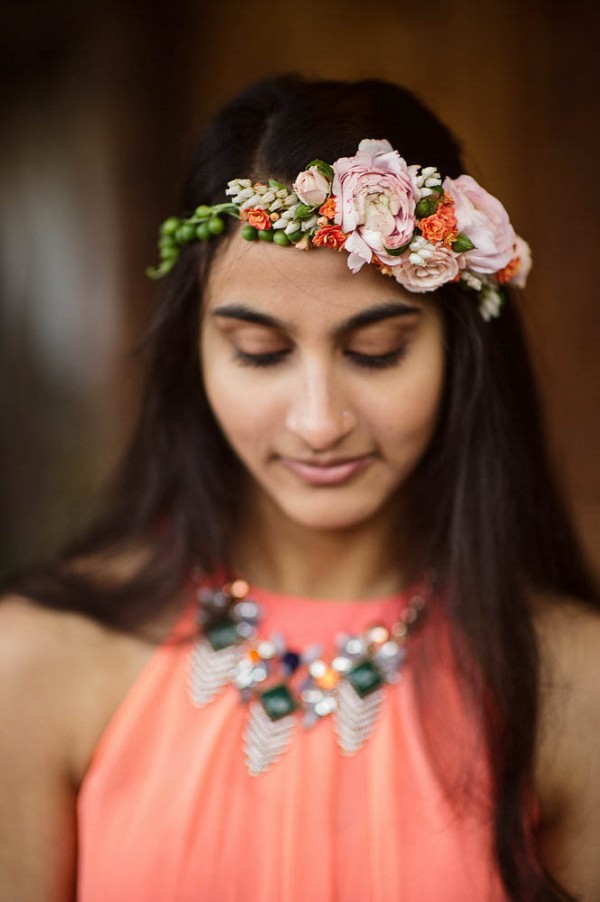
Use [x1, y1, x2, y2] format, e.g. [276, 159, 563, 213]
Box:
[77, 585, 507, 901]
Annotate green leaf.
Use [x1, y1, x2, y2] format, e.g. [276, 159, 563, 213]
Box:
[295, 203, 316, 220]
[306, 159, 334, 181]
[415, 197, 440, 219]
[452, 233, 475, 253]
[384, 240, 412, 257]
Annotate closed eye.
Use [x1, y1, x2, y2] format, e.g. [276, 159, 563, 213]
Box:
[345, 346, 408, 369]
[233, 346, 408, 369]
[233, 348, 290, 367]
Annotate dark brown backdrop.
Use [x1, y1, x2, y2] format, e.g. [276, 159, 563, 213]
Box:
[1, 0, 598, 573]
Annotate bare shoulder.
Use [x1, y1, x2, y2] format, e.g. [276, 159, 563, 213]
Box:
[0, 593, 160, 786]
[0, 593, 163, 899]
[532, 592, 600, 900]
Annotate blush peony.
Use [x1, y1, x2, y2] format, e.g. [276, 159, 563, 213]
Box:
[332, 139, 419, 271]
[443, 174, 516, 274]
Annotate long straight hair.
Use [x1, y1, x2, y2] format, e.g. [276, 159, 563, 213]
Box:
[6, 75, 598, 899]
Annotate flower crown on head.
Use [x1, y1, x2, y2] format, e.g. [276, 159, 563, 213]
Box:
[148, 139, 531, 320]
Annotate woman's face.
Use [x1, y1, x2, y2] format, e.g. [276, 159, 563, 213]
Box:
[201, 230, 445, 533]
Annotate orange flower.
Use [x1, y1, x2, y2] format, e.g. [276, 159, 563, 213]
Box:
[311, 224, 347, 250]
[318, 197, 336, 219]
[419, 201, 458, 245]
[246, 208, 271, 231]
[496, 255, 521, 284]
[371, 256, 393, 277]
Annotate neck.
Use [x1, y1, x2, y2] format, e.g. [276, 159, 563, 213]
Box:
[232, 490, 422, 601]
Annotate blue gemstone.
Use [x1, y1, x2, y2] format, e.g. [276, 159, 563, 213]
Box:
[282, 650, 301, 674]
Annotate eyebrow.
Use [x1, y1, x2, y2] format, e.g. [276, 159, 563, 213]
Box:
[211, 301, 422, 336]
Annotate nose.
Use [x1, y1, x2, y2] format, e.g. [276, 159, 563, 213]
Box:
[285, 362, 357, 451]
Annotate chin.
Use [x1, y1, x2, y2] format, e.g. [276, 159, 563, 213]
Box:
[274, 495, 388, 533]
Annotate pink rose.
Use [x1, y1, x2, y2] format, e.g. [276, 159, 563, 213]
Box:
[394, 237, 460, 292]
[332, 139, 419, 271]
[443, 174, 516, 274]
[293, 166, 331, 207]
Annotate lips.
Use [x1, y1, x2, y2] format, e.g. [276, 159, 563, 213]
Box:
[278, 455, 373, 486]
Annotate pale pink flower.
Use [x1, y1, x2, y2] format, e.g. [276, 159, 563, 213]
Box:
[332, 139, 419, 270]
[443, 174, 516, 274]
[293, 166, 331, 207]
[394, 238, 460, 292]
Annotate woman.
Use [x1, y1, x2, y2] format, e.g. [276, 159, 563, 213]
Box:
[1, 75, 599, 901]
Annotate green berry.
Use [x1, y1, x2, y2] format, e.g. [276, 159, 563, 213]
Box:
[287, 230, 303, 244]
[273, 231, 290, 247]
[175, 224, 195, 243]
[208, 216, 225, 236]
[159, 234, 177, 249]
[160, 216, 180, 236]
[194, 205, 213, 219]
[160, 245, 179, 260]
[196, 222, 211, 241]
[241, 225, 258, 241]
[258, 228, 274, 242]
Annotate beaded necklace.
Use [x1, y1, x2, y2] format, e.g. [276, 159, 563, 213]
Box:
[188, 577, 429, 776]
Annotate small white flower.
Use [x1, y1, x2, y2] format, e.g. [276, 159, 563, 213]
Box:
[409, 236, 436, 265]
[235, 187, 255, 202]
[461, 271, 483, 292]
[272, 219, 288, 230]
[269, 199, 284, 212]
[285, 221, 301, 235]
[479, 284, 504, 321]
[301, 215, 319, 232]
[261, 191, 275, 204]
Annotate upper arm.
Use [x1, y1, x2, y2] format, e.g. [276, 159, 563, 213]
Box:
[534, 599, 600, 900]
[0, 598, 79, 901]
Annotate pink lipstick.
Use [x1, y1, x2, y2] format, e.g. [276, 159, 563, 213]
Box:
[280, 456, 373, 486]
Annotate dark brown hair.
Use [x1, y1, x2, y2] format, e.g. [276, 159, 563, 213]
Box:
[6, 75, 598, 899]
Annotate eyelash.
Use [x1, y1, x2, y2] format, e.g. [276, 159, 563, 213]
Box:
[233, 345, 408, 370]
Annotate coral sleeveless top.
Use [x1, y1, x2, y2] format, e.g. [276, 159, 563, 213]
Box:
[77, 584, 506, 901]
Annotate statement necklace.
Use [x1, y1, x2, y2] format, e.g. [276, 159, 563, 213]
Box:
[188, 577, 428, 777]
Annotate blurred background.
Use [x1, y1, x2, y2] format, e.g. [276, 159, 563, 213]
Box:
[1, 0, 599, 575]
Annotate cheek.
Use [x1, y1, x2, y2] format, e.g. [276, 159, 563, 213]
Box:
[365, 351, 444, 450]
[201, 352, 281, 455]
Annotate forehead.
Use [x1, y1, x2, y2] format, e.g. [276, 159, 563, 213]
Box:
[204, 229, 426, 325]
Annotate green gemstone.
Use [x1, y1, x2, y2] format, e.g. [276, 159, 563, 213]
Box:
[259, 683, 297, 721]
[346, 660, 384, 698]
[205, 618, 240, 651]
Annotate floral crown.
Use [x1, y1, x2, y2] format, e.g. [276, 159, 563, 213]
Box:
[148, 139, 531, 320]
